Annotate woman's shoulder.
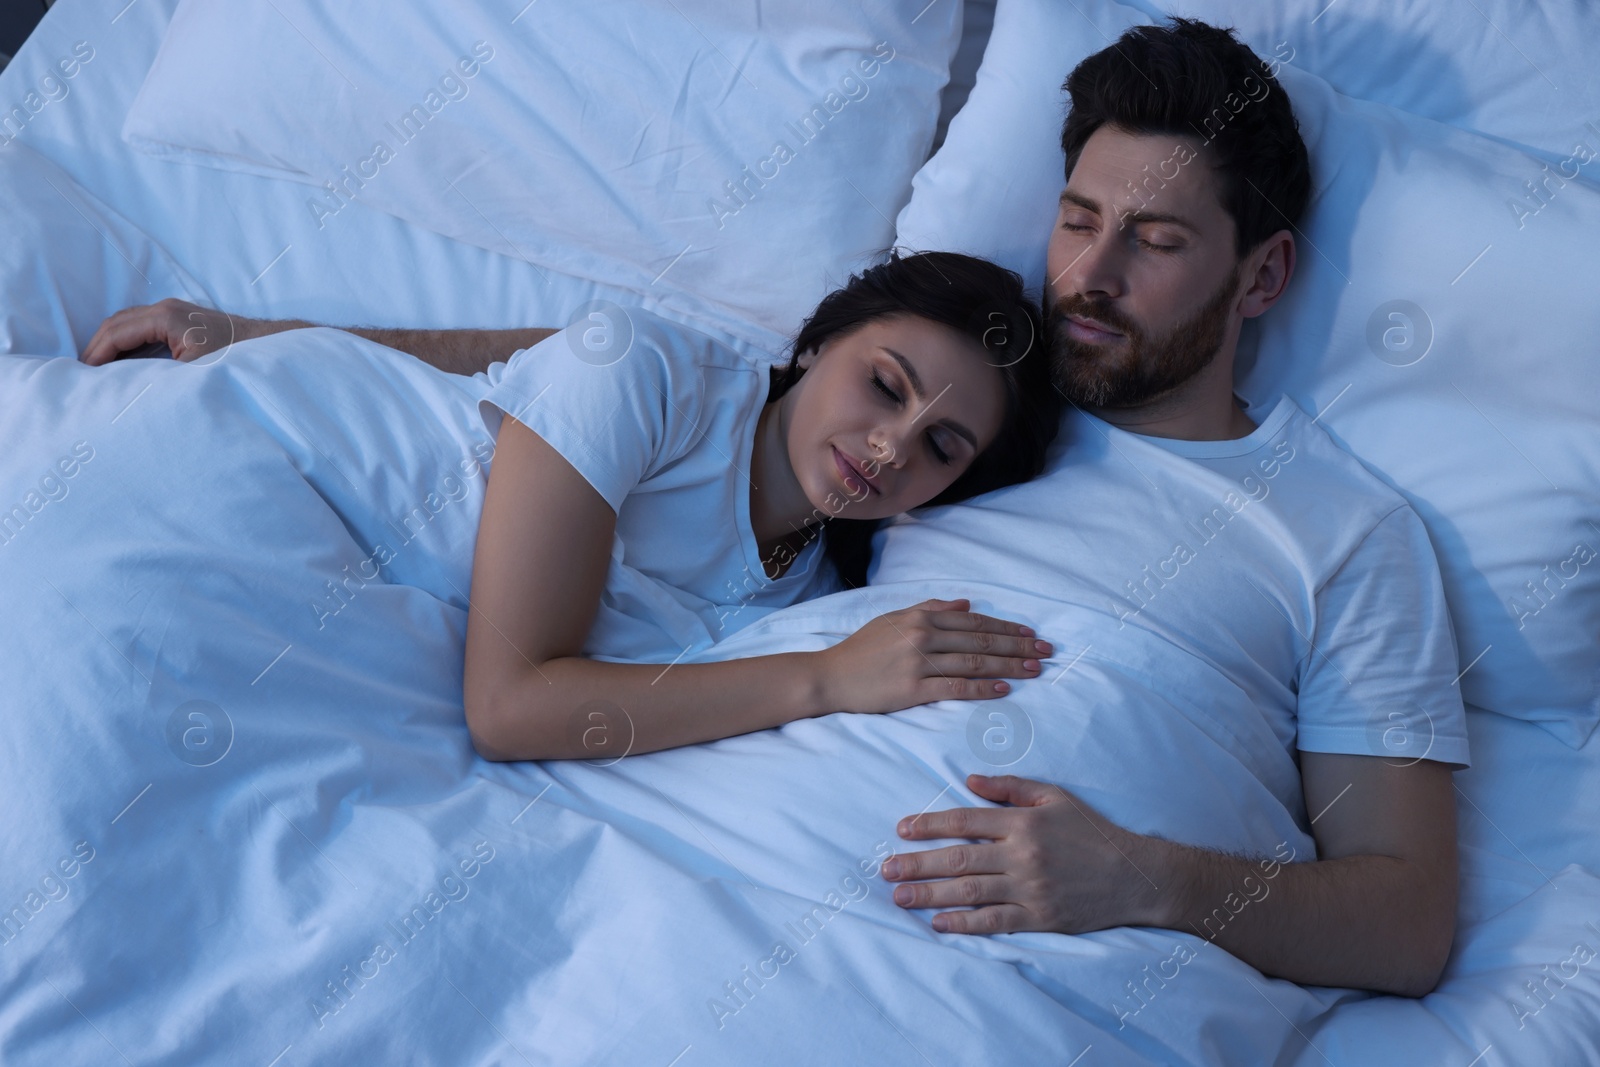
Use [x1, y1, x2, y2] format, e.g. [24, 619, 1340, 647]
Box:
[492, 306, 741, 403]
[618, 310, 787, 437]
[623, 307, 774, 377]
[483, 306, 776, 463]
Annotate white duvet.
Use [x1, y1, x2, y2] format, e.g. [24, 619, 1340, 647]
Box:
[5, 332, 1598, 1065]
[0, 333, 1345, 1065]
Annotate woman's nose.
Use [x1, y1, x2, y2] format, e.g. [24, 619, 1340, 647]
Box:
[869, 435, 906, 470]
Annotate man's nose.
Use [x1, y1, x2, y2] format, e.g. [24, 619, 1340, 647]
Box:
[1058, 230, 1126, 302]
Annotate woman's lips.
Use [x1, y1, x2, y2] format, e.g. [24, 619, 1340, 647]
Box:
[833, 446, 879, 495]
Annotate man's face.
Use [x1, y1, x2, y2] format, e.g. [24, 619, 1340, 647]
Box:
[1045, 125, 1245, 408]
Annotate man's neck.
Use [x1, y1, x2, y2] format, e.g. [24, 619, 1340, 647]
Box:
[1084, 352, 1257, 442]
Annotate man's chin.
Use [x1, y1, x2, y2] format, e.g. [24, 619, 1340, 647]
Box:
[1051, 340, 1134, 403]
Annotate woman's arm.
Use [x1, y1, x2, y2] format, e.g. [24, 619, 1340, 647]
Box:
[463, 416, 1052, 762]
[462, 415, 827, 760]
[79, 299, 553, 377]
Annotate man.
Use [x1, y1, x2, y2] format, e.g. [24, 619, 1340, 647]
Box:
[874, 20, 1466, 1000]
[81, 19, 1467, 999]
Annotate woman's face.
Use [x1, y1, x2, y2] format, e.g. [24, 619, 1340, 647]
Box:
[783, 314, 1007, 521]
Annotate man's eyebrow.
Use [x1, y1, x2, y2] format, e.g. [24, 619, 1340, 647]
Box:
[1060, 190, 1101, 214]
[880, 347, 978, 449]
[1060, 189, 1200, 232]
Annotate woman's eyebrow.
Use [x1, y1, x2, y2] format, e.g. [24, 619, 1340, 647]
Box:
[880, 347, 978, 449]
[882, 346, 926, 398]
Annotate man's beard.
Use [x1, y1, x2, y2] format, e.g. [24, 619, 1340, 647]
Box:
[1047, 265, 1241, 409]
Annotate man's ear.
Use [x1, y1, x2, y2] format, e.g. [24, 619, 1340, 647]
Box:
[1238, 230, 1296, 319]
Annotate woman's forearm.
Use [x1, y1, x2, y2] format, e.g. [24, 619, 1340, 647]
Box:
[470, 650, 828, 761]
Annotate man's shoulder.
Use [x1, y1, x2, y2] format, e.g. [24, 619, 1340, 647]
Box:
[1158, 396, 1425, 576]
[1256, 395, 1412, 516]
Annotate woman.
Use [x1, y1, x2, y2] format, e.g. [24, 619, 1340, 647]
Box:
[464, 251, 1064, 761]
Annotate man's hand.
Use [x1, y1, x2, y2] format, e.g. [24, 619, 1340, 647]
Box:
[885, 758, 1459, 997]
[80, 299, 270, 365]
[882, 773, 1161, 935]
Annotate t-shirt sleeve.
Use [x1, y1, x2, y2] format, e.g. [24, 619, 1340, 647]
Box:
[477, 327, 694, 514]
[1295, 504, 1472, 768]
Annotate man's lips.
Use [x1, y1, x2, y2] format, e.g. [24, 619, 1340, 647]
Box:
[1063, 313, 1125, 343]
[833, 446, 880, 495]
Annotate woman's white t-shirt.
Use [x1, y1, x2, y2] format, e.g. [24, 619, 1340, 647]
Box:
[474, 308, 841, 664]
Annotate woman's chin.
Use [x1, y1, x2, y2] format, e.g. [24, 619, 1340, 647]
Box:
[808, 489, 877, 521]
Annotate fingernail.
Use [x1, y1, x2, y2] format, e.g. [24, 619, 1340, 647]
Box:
[882, 858, 901, 878]
[893, 885, 914, 905]
[1019, 625, 1035, 637]
[931, 915, 949, 933]
[1023, 659, 1039, 671]
[1035, 640, 1053, 654]
[994, 681, 1010, 693]
[897, 819, 911, 836]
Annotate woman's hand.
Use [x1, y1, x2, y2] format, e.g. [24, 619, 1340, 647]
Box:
[80, 299, 269, 365]
[816, 598, 1051, 714]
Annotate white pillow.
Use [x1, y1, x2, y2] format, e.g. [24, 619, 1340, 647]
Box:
[122, 0, 961, 348]
[1119, 0, 1600, 171]
[895, 0, 1146, 291]
[0, 141, 205, 359]
[895, 0, 1600, 745]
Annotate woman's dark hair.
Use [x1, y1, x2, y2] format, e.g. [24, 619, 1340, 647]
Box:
[767, 250, 1062, 589]
[1059, 17, 1311, 258]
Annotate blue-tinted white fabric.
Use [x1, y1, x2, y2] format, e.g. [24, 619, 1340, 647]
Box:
[861, 396, 1472, 812]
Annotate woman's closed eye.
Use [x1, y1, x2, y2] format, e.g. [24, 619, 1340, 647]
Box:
[870, 371, 900, 404]
[870, 371, 953, 466]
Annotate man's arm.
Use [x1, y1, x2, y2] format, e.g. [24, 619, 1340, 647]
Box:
[882, 754, 1458, 997]
[79, 298, 554, 376]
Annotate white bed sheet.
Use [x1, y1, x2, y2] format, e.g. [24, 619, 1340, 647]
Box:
[4, 0, 1600, 1062]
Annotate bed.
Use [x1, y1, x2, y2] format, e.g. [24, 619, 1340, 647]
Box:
[1, 0, 1596, 1063]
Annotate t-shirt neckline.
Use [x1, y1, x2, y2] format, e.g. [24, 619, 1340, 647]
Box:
[1084, 395, 1299, 459]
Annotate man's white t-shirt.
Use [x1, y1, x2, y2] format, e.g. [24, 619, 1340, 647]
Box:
[474, 309, 841, 664]
[869, 396, 1471, 793]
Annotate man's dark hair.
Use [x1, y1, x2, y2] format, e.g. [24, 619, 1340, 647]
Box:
[1059, 18, 1311, 258]
[768, 250, 1062, 588]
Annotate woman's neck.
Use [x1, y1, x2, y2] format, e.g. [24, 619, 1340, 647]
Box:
[749, 396, 823, 564]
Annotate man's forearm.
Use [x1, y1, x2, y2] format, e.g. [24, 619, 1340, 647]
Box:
[1139, 837, 1455, 996]
[247, 319, 555, 376]
[347, 326, 557, 375]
